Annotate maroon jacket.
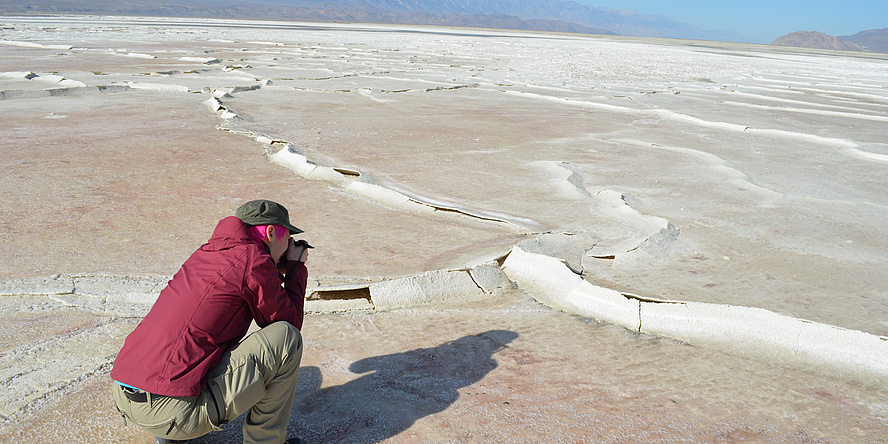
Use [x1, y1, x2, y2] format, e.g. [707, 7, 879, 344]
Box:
[110, 216, 307, 397]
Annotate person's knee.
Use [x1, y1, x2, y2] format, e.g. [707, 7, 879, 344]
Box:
[263, 321, 302, 357]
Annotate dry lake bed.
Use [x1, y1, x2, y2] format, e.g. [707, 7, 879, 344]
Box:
[1, 16, 887, 443]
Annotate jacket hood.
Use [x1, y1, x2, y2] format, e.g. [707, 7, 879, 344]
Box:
[206, 216, 261, 251]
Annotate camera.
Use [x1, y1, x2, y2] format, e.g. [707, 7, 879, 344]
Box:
[293, 239, 314, 249]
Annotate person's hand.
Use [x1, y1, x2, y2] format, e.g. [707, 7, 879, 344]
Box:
[287, 239, 312, 263]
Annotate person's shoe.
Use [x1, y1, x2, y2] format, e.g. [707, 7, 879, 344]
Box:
[285, 438, 305, 444]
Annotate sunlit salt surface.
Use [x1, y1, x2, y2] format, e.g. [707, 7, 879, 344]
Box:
[1, 16, 887, 442]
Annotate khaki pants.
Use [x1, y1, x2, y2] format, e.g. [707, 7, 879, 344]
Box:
[112, 321, 303, 444]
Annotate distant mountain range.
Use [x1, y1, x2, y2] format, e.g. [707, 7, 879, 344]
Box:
[771, 29, 888, 53]
[3, 0, 886, 48]
[341, 0, 749, 41]
[839, 28, 888, 53]
[0, 0, 747, 41]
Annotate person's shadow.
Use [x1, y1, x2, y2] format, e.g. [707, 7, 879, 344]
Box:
[195, 329, 518, 443]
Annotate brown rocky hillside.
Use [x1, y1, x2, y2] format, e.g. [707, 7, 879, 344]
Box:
[771, 31, 865, 51]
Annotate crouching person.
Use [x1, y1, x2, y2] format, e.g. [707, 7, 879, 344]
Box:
[111, 200, 313, 444]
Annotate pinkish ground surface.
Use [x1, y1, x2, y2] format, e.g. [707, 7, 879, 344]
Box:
[2, 17, 887, 443]
[4, 293, 888, 443]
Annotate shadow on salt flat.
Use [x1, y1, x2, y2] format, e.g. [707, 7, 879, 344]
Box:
[193, 330, 518, 444]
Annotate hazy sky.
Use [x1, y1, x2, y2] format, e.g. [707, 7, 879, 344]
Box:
[579, 0, 888, 43]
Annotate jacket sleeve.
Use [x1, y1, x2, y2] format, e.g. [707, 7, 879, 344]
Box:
[245, 251, 307, 330]
[284, 261, 308, 329]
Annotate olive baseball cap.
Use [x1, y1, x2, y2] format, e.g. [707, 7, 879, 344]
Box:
[235, 199, 304, 235]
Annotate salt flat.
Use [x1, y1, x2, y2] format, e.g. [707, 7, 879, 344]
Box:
[1, 16, 887, 442]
